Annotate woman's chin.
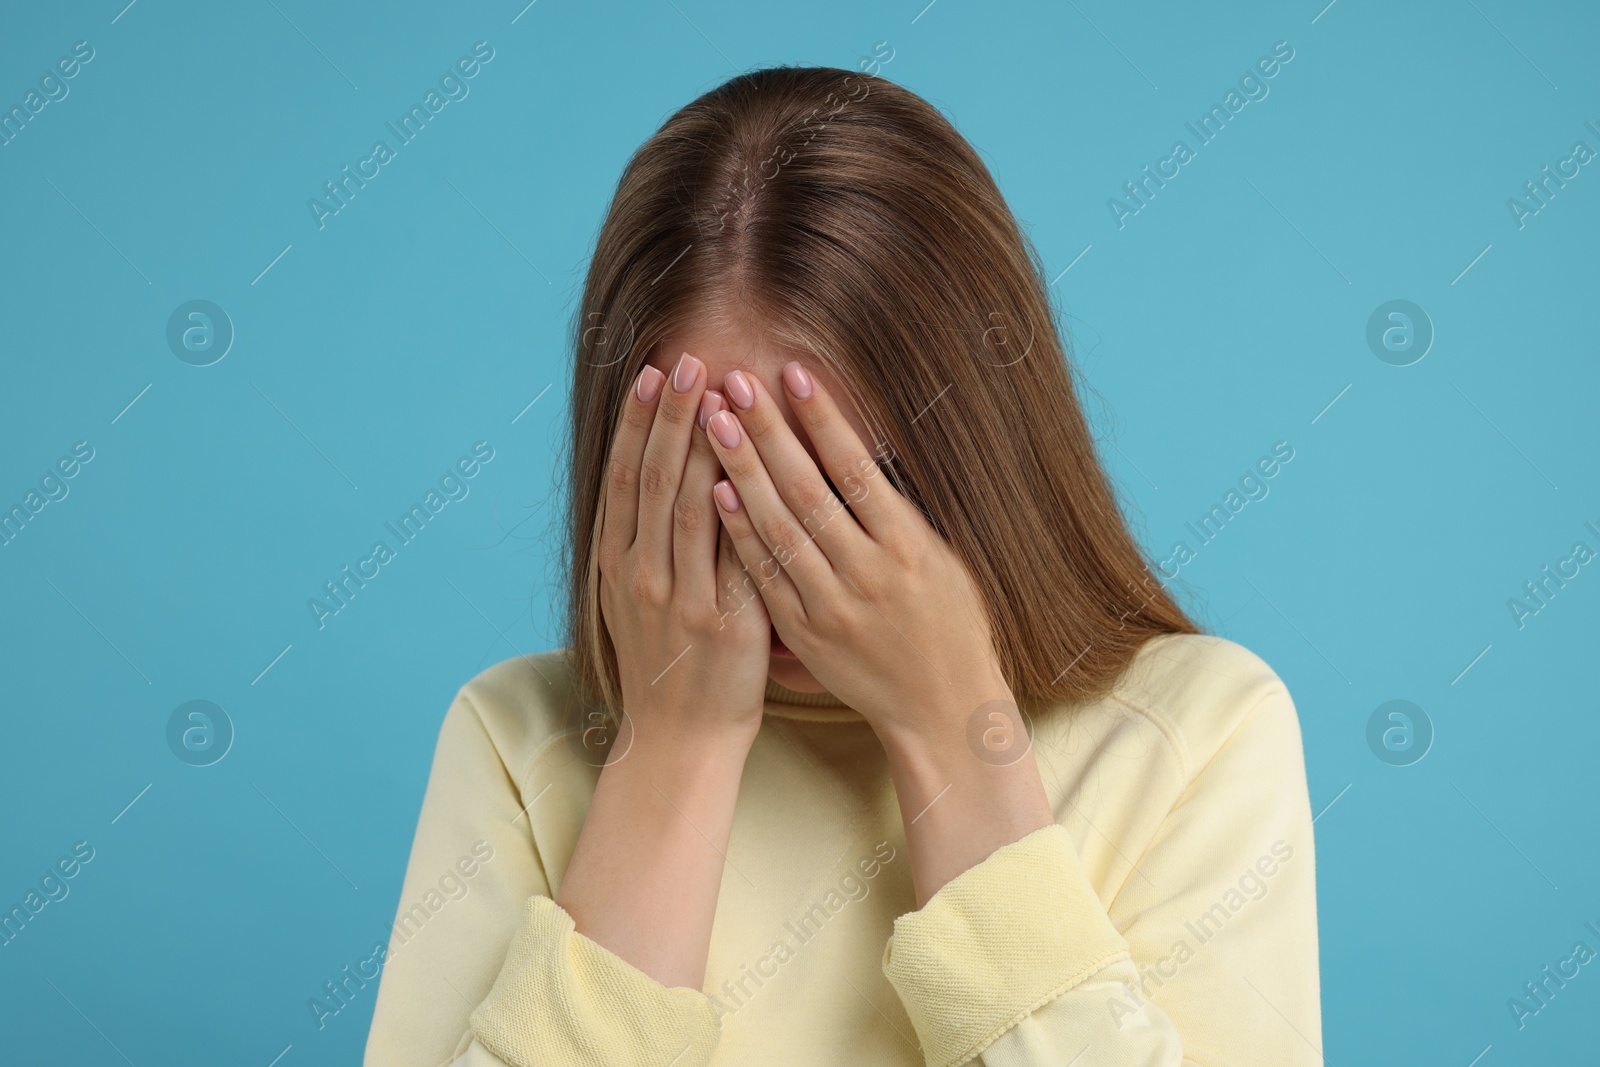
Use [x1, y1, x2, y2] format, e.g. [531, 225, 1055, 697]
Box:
[767, 655, 827, 693]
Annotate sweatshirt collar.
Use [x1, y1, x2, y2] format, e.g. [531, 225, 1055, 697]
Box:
[762, 676, 868, 722]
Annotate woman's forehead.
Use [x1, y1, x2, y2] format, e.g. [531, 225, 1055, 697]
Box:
[645, 328, 874, 447]
[645, 324, 796, 382]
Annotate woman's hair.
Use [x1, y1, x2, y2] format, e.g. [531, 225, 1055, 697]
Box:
[560, 65, 1198, 718]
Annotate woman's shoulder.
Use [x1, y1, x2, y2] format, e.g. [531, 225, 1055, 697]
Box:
[440, 649, 581, 772]
[1101, 632, 1302, 781]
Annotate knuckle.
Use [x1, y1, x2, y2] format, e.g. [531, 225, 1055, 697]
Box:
[885, 533, 921, 571]
[760, 515, 803, 563]
[656, 394, 695, 428]
[789, 477, 834, 522]
[669, 596, 711, 633]
[638, 456, 675, 501]
[673, 494, 707, 536]
[622, 397, 655, 434]
[723, 446, 761, 482]
[628, 564, 668, 607]
[876, 520, 920, 567]
[838, 468, 871, 504]
[607, 457, 637, 496]
[787, 614, 826, 652]
[740, 403, 780, 439]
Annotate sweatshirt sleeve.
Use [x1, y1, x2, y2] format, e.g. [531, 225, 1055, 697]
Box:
[466, 894, 722, 1065]
[879, 686, 1322, 1067]
[363, 682, 725, 1067]
[362, 689, 552, 1066]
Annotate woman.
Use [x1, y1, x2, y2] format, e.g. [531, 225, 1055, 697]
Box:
[365, 66, 1321, 1066]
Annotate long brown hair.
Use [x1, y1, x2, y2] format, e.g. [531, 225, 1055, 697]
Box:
[560, 65, 1198, 718]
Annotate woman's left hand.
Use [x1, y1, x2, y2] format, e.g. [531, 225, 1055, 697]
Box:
[701, 360, 1014, 751]
[704, 360, 1058, 905]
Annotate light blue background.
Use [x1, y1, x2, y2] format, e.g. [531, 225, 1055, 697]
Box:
[2, 0, 1596, 1063]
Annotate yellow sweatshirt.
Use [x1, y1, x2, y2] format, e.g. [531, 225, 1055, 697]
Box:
[363, 633, 1322, 1067]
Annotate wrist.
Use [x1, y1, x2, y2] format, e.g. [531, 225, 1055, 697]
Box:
[576, 717, 755, 905]
[876, 694, 1055, 907]
[600, 713, 758, 787]
[879, 721, 1037, 802]
[873, 680, 1021, 769]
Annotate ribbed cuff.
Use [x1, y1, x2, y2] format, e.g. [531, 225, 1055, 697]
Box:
[470, 895, 722, 1067]
[881, 823, 1130, 1067]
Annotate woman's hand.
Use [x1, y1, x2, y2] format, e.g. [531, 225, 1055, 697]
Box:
[557, 351, 774, 991]
[701, 361, 1011, 747]
[598, 352, 773, 749]
[702, 360, 1054, 905]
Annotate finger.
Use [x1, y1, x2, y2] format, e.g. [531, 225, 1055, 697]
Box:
[720, 369, 869, 565]
[704, 407, 833, 605]
[711, 476, 805, 626]
[776, 360, 907, 540]
[601, 364, 667, 560]
[636, 351, 707, 578]
[672, 389, 727, 597]
[713, 521, 768, 634]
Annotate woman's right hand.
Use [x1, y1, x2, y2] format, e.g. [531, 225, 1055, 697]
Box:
[598, 351, 774, 750]
[557, 351, 773, 991]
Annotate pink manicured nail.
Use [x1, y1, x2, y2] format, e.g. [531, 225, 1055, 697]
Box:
[636, 365, 665, 403]
[672, 352, 702, 393]
[713, 479, 740, 512]
[697, 390, 726, 430]
[782, 361, 813, 399]
[708, 410, 742, 449]
[724, 369, 755, 410]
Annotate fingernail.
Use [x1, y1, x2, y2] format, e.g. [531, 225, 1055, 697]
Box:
[709, 410, 742, 449]
[724, 369, 755, 409]
[636, 365, 665, 403]
[698, 390, 725, 430]
[782, 361, 812, 400]
[713, 479, 740, 512]
[672, 352, 703, 393]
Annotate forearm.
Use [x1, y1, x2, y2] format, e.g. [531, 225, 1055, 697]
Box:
[875, 677, 1323, 1067]
[878, 701, 1055, 909]
[555, 719, 757, 989]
